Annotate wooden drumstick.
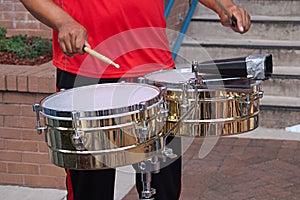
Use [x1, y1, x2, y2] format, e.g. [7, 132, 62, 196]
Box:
[83, 46, 120, 68]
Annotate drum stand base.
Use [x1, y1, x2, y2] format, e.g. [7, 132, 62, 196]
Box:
[138, 156, 160, 200]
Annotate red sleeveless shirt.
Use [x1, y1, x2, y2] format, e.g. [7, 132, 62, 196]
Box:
[52, 0, 174, 78]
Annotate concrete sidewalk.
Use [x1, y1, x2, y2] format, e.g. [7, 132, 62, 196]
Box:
[1, 126, 300, 200]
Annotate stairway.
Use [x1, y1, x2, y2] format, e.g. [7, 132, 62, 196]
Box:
[174, 0, 300, 129]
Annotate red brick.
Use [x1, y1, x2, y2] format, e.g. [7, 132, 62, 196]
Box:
[24, 175, 65, 189]
[38, 141, 48, 152]
[282, 140, 299, 149]
[40, 164, 66, 177]
[4, 116, 15, 129]
[0, 116, 3, 126]
[6, 67, 29, 91]
[14, 20, 40, 29]
[0, 173, 23, 185]
[0, 104, 21, 116]
[3, 92, 37, 104]
[0, 74, 7, 90]
[7, 162, 39, 175]
[22, 128, 45, 141]
[0, 162, 7, 172]
[4, 115, 35, 128]
[0, 150, 22, 162]
[12, 2, 28, 12]
[0, 138, 6, 149]
[2, 11, 28, 21]
[6, 139, 38, 152]
[0, 127, 22, 139]
[20, 104, 34, 116]
[22, 152, 51, 164]
[16, 74, 28, 92]
[28, 68, 50, 93]
[0, 3, 13, 12]
[20, 116, 36, 128]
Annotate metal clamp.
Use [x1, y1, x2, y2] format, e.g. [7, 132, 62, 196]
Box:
[238, 94, 251, 116]
[136, 102, 149, 143]
[71, 111, 85, 150]
[159, 86, 169, 121]
[160, 147, 177, 162]
[32, 103, 47, 135]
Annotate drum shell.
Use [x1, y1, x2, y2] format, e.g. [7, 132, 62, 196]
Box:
[39, 83, 165, 170]
[165, 84, 261, 136]
[144, 69, 262, 137]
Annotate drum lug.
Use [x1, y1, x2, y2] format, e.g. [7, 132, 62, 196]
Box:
[136, 102, 149, 143]
[159, 86, 169, 119]
[138, 77, 146, 83]
[238, 94, 251, 116]
[71, 111, 85, 150]
[180, 82, 189, 115]
[32, 103, 47, 135]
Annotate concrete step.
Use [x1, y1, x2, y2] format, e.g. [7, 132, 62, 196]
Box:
[195, 0, 300, 17]
[259, 100, 300, 128]
[176, 39, 300, 68]
[263, 71, 300, 97]
[188, 15, 300, 41]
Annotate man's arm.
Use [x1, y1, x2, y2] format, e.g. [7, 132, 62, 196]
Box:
[198, 0, 251, 33]
[20, 0, 88, 55]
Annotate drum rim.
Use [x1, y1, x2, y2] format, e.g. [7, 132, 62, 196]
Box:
[144, 68, 262, 91]
[40, 82, 162, 118]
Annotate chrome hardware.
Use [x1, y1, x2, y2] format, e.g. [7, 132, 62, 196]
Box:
[238, 94, 251, 116]
[160, 147, 177, 162]
[71, 111, 85, 150]
[138, 77, 146, 84]
[136, 102, 148, 143]
[32, 103, 47, 134]
[138, 157, 161, 200]
[159, 86, 169, 119]
[181, 82, 189, 115]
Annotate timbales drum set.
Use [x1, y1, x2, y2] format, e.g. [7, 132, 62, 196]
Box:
[33, 54, 273, 200]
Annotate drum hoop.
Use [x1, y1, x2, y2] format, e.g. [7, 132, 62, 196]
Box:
[41, 99, 163, 121]
[144, 69, 262, 91]
[41, 83, 162, 118]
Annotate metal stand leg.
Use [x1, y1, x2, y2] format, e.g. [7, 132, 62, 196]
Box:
[138, 157, 160, 200]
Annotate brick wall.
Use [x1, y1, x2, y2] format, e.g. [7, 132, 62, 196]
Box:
[0, 0, 52, 38]
[0, 62, 66, 189]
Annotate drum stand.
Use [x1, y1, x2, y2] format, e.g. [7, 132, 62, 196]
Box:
[137, 156, 160, 200]
[136, 81, 199, 200]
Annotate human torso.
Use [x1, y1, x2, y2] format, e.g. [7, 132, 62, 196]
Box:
[52, 0, 174, 78]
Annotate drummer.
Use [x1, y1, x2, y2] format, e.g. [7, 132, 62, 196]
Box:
[20, 0, 250, 200]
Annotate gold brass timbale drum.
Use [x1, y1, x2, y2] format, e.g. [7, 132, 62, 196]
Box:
[144, 68, 263, 137]
[33, 83, 167, 170]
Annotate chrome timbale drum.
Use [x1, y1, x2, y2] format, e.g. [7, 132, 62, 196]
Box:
[38, 83, 165, 170]
[144, 68, 263, 137]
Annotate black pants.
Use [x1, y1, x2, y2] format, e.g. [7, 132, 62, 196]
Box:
[56, 68, 182, 200]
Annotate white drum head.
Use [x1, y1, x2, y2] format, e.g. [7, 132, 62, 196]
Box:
[42, 83, 160, 112]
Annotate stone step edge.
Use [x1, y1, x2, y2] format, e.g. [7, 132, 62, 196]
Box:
[260, 95, 300, 109]
[181, 38, 300, 49]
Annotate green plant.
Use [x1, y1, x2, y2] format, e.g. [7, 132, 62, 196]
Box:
[0, 27, 7, 51]
[0, 27, 52, 59]
[0, 27, 6, 39]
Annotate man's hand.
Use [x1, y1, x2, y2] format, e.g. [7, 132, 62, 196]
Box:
[57, 21, 88, 56]
[219, 4, 251, 34]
